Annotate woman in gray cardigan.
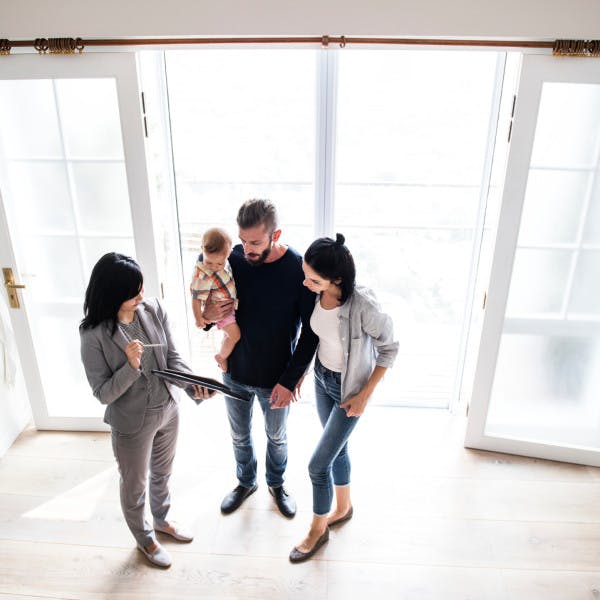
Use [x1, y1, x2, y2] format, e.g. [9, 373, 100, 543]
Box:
[80, 252, 209, 568]
[289, 234, 399, 563]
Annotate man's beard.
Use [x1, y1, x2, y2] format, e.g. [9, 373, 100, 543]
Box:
[245, 243, 272, 267]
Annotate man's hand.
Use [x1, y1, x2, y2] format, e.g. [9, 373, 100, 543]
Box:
[202, 295, 235, 324]
[269, 383, 296, 409]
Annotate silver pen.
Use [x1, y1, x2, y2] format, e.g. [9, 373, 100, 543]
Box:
[119, 326, 164, 348]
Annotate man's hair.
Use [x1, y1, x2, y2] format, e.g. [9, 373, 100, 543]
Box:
[236, 198, 278, 234]
[202, 227, 232, 254]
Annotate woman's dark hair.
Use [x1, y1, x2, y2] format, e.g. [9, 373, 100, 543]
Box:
[80, 252, 143, 333]
[304, 233, 356, 304]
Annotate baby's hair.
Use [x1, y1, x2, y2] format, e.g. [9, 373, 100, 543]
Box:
[202, 227, 232, 255]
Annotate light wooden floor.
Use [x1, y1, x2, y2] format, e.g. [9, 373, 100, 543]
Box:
[1, 399, 600, 599]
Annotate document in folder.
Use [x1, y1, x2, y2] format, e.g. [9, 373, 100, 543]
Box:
[151, 368, 249, 402]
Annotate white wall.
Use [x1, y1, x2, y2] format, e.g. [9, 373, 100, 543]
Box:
[0, 294, 31, 457]
[2, 0, 600, 40]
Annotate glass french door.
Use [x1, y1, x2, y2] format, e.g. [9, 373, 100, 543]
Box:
[0, 53, 156, 430]
[465, 55, 600, 466]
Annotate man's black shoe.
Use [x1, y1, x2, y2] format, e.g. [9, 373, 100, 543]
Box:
[220, 484, 258, 514]
[268, 485, 297, 518]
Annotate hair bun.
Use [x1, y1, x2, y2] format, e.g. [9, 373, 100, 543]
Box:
[334, 233, 345, 246]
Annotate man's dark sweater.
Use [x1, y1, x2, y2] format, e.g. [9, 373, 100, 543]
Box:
[227, 244, 318, 391]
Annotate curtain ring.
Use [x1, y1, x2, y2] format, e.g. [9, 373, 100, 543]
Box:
[34, 38, 49, 54]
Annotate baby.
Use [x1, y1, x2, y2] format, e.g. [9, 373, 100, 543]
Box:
[190, 227, 241, 372]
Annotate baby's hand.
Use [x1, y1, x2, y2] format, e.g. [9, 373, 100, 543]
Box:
[215, 353, 228, 372]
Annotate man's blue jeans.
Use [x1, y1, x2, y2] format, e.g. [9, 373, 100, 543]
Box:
[309, 358, 359, 516]
[223, 373, 289, 488]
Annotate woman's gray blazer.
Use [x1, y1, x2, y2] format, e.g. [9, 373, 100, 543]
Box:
[80, 297, 196, 434]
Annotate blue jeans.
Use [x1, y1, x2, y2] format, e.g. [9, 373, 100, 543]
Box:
[309, 358, 360, 516]
[223, 373, 289, 488]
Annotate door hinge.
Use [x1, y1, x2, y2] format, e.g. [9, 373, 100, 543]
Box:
[482, 291, 487, 309]
[507, 94, 516, 143]
[141, 91, 148, 138]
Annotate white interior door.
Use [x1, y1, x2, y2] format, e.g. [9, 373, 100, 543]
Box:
[0, 53, 156, 430]
[465, 55, 600, 466]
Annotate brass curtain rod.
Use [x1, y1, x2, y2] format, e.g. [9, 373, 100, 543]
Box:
[6, 36, 556, 49]
[2, 36, 599, 56]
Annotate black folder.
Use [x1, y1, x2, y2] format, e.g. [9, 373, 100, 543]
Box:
[151, 368, 249, 402]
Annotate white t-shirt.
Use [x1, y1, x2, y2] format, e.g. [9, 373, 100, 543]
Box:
[310, 299, 344, 373]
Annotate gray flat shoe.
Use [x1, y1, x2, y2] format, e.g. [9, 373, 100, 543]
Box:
[289, 528, 329, 563]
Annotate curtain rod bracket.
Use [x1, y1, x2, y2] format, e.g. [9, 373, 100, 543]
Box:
[553, 39, 600, 57]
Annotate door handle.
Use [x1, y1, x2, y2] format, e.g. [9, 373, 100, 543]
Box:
[2, 267, 26, 309]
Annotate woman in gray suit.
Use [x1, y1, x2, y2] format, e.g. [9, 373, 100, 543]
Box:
[80, 252, 210, 568]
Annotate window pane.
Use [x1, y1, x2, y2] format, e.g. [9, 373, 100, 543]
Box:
[18, 236, 84, 300]
[530, 83, 600, 169]
[518, 169, 589, 245]
[5, 161, 74, 234]
[506, 249, 572, 316]
[568, 250, 600, 317]
[81, 237, 136, 276]
[336, 51, 497, 186]
[583, 178, 600, 244]
[56, 79, 125, 159]
[166, 49, 317, 368]
[486, 334, 600, 448]
[0, 80, 62, 158]
[32, 304, 99, 417]
[335, 50, 500, 407]
[72, 162, 132, 235]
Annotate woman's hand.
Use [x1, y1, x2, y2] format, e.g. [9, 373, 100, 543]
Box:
[340, 366, 387, 417]
[192, 385, 216, 400]
[294, 374, 306, 400]
[340, 389, 370, 417]
[125, 340, 143, 370]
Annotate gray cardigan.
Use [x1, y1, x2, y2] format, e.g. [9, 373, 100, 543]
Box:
[336, 286, 399, 403]
[80, 297, 196, 434]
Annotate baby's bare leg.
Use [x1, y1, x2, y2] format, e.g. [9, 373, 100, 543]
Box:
[215, 322, 241, 371]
